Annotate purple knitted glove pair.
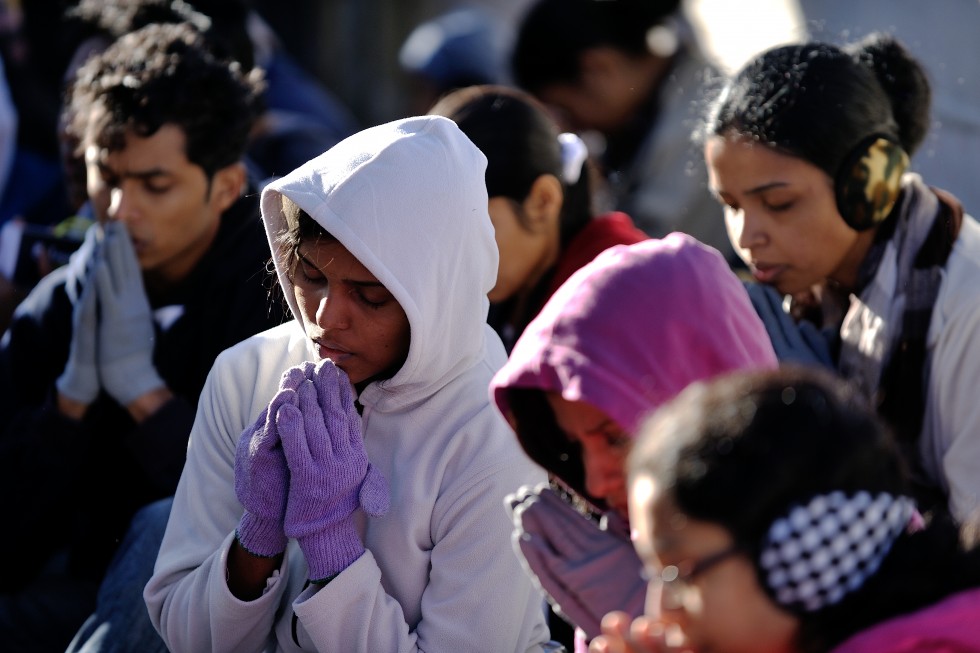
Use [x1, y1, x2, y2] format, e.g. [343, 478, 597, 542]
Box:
[279, 358, 390, 581]
[234, 364, 312, 557]
[507, 484, 646, 639]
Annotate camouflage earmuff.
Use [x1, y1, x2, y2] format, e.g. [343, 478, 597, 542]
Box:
[834, 134, 909, 231]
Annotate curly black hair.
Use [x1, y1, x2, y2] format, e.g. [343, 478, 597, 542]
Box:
[66, 21, 264, 179]
[65, 0, 255, 71]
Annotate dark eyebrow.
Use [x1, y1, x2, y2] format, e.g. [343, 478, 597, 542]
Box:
[745, 181, 789, 195]
[348, 280, 385, 289]
[97, 161, 170, 181]
[297, 251, 385, 288]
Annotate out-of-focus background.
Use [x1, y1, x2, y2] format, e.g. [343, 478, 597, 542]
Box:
[257, 0, 978, 208]
[0, 0, 976, 274]
[262, 0, 808, 126]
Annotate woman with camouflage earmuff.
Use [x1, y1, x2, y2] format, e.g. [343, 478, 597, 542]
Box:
[700, 33, 980, 525]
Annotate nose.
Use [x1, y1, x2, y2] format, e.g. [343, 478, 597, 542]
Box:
[106, 185, 137, 224]
[314, 289, 350, 331]
[581, 442, 622, 503]
[732, 206, 766, 253]
[645, 579, 663, 617]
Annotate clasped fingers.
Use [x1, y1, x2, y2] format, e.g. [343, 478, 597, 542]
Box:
[589, 613, 677, 653]
[279, 380, 368, 496]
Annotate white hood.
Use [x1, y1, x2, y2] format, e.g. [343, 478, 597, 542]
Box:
[260, 116, 498, 411]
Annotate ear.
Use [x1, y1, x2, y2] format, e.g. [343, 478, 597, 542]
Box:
[208, 162, 247, 215]
[522, 174, 564, 233]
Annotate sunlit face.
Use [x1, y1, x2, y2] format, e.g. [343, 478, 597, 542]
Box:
[487, 196, 553, 303]
[545, 393, 631, 518]
[85, 123, 236, 287]
[292, 238, 411, 389]
[630, 473, 800, 653]
[704, 134, 872, 295]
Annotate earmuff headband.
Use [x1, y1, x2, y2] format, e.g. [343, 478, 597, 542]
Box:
[834, 135, 909, 231]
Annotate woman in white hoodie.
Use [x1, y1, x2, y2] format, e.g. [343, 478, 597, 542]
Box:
[144, 116, 550, 652]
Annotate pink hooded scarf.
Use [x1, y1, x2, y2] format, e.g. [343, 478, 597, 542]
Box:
[831, 587, 980, 653]
[490, 233, 778, 497]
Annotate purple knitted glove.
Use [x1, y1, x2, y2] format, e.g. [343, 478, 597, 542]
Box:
[507, 484, 646, 639]
[234, 364, 312, 557]
[280, 359, 389, 581]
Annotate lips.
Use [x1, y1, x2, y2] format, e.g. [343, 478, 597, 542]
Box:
[750, 262, 787, 284]
[315, 339, 353, 363]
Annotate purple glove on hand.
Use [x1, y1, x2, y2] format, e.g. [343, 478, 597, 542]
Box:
[280, 359, 389, 581]
[507, 484, 646, 639]
[234, 364, 312, 557]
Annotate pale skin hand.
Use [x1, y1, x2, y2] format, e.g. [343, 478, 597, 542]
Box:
[57, 392, 90, 421]
[589, 611, 678, 653]
[57, 386, 174, 423]
[125, 386, 174, 423]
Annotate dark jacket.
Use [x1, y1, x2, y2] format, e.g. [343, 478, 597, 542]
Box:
[0, 191, 287, 589]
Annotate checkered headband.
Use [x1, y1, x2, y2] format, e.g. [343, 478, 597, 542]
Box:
[758, 491, 915, 613]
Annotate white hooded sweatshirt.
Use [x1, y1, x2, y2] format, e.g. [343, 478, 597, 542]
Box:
[145, 116, 549, 652]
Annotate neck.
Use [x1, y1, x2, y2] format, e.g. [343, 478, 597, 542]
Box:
[830, 228, 878, 291]
[521, 220, 562, 302]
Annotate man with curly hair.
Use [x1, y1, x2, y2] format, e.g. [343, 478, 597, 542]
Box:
[0, 22, 287, 652]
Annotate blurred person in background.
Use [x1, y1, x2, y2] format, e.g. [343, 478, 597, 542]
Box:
[430, 84, 647, 351]
[511, 0, 732, 263]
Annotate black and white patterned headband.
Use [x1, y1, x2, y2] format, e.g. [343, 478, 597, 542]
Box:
[758, 491, 916, 613]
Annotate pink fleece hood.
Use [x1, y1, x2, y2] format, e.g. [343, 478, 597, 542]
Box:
[490, 234, 777, 495]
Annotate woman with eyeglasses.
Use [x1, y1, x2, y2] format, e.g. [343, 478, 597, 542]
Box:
[492, 235, 777, 652]
[592, 367, 980, 653]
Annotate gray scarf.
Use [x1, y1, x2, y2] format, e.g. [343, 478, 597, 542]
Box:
[838, 174, 942, 398]
[838, 174, 963, 511]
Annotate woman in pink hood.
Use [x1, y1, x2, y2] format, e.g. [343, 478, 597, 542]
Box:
[491, 234, 777, 650]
